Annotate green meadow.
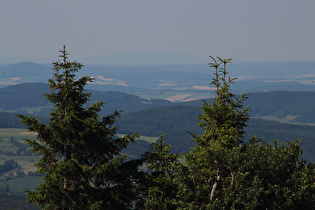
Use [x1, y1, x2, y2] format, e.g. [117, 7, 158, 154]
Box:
[0, 128, 37, 141]
[0, 129, 156, 194]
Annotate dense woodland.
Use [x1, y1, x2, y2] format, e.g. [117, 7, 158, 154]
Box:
[3, 100, 315, 162]
[1, 49, 315, 209]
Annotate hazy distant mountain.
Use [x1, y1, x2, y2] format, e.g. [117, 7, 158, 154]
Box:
[228, 60, 315, 79]
[0, 62, 51, 77]
[3, 82, 315, 124]
[0, 83, 173, 116]
[1, 60, 315, 101]
[0, 83, 50, 109]
[0, 62, 51, 87]
[80, 52, 209, 65]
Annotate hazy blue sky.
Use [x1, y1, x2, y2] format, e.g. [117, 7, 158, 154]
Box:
[1, 0, 315, 64]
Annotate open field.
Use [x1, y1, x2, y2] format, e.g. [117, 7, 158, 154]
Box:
[0, 176, 43, 193]
[136, 90, 210, 102]
[0, 128, 37, 141]
[0, 129, 157, 193]
[255, 116, 315, 126]
[117, 134, 158, 144]
[138, 136, 158, 144]
[0, 141, 18, 152]
[19, 106, 51, 114]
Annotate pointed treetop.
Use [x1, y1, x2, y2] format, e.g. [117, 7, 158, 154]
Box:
[59, 45, 69, 64]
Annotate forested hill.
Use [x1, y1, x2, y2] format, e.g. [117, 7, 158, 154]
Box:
[0, 83, 172, 115]
[180, 91, 315, 123]
[117, 106, 315, 162]
[0, 83, 50, 109]
[118, 105, 201, 153]
[3, 82, 315, 123]
[2, 86, 315, 161]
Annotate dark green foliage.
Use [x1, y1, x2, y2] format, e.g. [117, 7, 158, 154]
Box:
[246, 118, 315, 161]
[142, 132, 180, 209]
[177, 138, 315, 209]
[2, 51, 315, 209]
[174, 56, 315, 209]
[116, 106, 315, 162]
[18, 47, 141, 209]
[194, 56, 249, 149]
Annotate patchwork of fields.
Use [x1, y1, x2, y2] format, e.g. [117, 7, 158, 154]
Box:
[0, 128, 157, 194]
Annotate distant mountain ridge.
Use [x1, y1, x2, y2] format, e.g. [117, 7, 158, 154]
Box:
[2, 83, 315, 161]
[1, 61, 315, 101]
[2, 82, 315, 124]
[80, 52, 209, 65]
[0, 62, 51, 87]
[0, 83, 173, 116]
[0, 83, 50, 110]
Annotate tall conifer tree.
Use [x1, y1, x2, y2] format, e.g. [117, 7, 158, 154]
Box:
[175, 56, 250, 208]
[142, 131, 180, 209]
[18, 46, 141, 209]
[174, 56, 315, 209]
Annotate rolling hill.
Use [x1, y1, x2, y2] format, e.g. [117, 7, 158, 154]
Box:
[3, 83, 315, 123]
[117, 106, 315, 162]
[1, 61, 315, 101]
[1, 83, 315, 161]
[0, 83, 173, 116]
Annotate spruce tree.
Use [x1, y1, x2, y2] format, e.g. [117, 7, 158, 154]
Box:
[142, 131, 180, 210]
[196, 56, 249, 149]
[18, 46, 141, 209]
[174, 56, 315, 209]
[174, 56, 249, 208]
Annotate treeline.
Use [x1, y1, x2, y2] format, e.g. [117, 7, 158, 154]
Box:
[0, 111, 25, 128]
[0, 160, 18, 175]
[246, 118, 315, 161]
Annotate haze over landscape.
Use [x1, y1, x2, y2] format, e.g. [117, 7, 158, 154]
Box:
[1, 1, 315, 209]
[1, 1, 315, 65]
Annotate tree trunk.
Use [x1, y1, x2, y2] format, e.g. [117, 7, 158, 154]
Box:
[210, 169, 220, 201]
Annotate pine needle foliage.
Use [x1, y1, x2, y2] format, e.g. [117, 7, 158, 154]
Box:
[18, 46, 141, 209]
[142, 131, 180, 210]
[175, 56, 251, 208]
[196, 56, 250, 149]
[174, 56, 315, 209]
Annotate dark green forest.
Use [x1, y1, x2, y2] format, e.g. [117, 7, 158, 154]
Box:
[3, 103, 315, 162]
